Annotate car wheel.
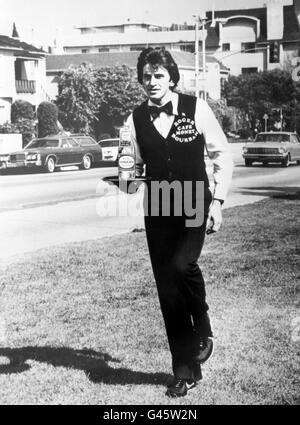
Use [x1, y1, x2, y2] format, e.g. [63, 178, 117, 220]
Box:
[44, 157, 56, 173]
[281, 153, 291, 167]
[245, 159, 252, 167]
[81, 155, 92, 170]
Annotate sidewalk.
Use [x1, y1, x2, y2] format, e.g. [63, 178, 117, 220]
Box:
[0, 180, 268, 262]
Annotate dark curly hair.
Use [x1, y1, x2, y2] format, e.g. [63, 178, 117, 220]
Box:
[137, 47, 180, 90]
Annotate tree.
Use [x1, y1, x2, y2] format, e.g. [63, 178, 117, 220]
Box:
[37, 102, 59, 138]
[222, 69, 300, 134]
[56, 63, 98, 134]
[55, 64, 146, 138]
[94, 65, 146, 136]
[11, 100, 34, 123]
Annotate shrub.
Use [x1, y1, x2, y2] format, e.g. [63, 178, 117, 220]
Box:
[37, 102, 59, 138]
[11, 100, 34, 123]
[221, 115, 232, 133]
[238, 128, 253, 139]
[0, 121, 18, 134]
[16, 118, 36, 147]
[0, 119, 36, 148]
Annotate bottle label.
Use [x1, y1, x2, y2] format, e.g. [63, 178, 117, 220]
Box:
[118, 155, 135, 169]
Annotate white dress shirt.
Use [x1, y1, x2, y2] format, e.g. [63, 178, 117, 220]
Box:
[126, 91, 233, 201]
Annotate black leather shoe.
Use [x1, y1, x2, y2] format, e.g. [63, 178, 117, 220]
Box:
[193, 337, 213, 364]
[192, 362, 202, 382]
[165, 378, 197, 398]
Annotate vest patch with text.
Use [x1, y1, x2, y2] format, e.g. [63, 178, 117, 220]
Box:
[171, 114, 200, 143]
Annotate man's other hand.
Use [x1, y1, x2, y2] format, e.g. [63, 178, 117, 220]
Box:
[206, 200, 223, 234]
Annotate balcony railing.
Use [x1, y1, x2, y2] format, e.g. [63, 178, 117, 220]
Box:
[15, 80, 36, 94]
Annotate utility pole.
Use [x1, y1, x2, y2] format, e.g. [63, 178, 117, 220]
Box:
[201, 16, 207, 101]
[194, 14, 226, 100]
[194, 15, 199, 98]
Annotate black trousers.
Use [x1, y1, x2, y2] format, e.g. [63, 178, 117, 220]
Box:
[145, 205, 213, 379]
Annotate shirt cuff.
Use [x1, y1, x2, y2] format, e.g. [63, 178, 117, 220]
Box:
[213, 183, 230, 202]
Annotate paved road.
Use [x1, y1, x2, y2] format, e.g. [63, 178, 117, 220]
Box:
[0, 144, 299, 260]
[0, 166, 116, 211]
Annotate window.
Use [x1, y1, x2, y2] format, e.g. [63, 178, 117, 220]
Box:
[130, 46, 144, 51]
[291, 135, 299, 143]
[98, 47, 109, 52]
[76, 137, 97, 146]
[61, 140, 70, 148]
[241, 42, 256, 53]
[222, 43, 230, 52]
[100, 139, 119, 147]
[66, 138, 80, 147]
[242, 67, 258, 74]
[28, 139, 59, 148]
[255, 134, 290, 142]
[81, 49, 90, 54]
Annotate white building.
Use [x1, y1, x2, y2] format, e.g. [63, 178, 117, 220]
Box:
[59, 21, 197, 55]
[0, 33, 48, 124]
[205, 0, 300, 75]
[59, 0, 300, 77]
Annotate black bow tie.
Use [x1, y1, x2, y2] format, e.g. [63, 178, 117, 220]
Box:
[148, 101, 173, 119]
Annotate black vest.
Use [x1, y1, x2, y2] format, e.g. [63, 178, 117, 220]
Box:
[133, 93, 209, 188]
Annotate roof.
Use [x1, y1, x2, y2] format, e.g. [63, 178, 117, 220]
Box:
[206, 5, 300, 45]
[0, 34, 46, 57]
[46, 51, 229, 73]
[76, 21, 161, 29]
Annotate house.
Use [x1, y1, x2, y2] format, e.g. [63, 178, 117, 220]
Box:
[46, 51, 229, 101]
[0, 32, 48, 125]
[205, 0, 300, 75]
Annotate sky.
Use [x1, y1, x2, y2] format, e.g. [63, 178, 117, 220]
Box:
[0, 0, 293, 47]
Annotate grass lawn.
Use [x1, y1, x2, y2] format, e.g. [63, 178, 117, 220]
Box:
[0, 195, 299, 405]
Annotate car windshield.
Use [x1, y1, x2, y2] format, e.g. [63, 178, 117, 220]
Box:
[26, 139, 59, 149]
[100, 139, 119, 147]
[255, 134, 290, 142]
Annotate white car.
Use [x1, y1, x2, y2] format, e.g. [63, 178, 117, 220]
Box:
[98, 138, 119, 166]
[242, 132, 300, 167]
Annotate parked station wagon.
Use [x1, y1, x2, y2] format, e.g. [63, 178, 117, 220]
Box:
[242, 132, 300, 167]
[0, 134, 102, 173]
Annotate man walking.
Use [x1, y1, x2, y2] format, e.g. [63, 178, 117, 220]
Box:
[125, 47, 233, 397]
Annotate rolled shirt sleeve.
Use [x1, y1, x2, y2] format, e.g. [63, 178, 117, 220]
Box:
[124, 114, 144, 177]
[195, 99, 234, 201]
